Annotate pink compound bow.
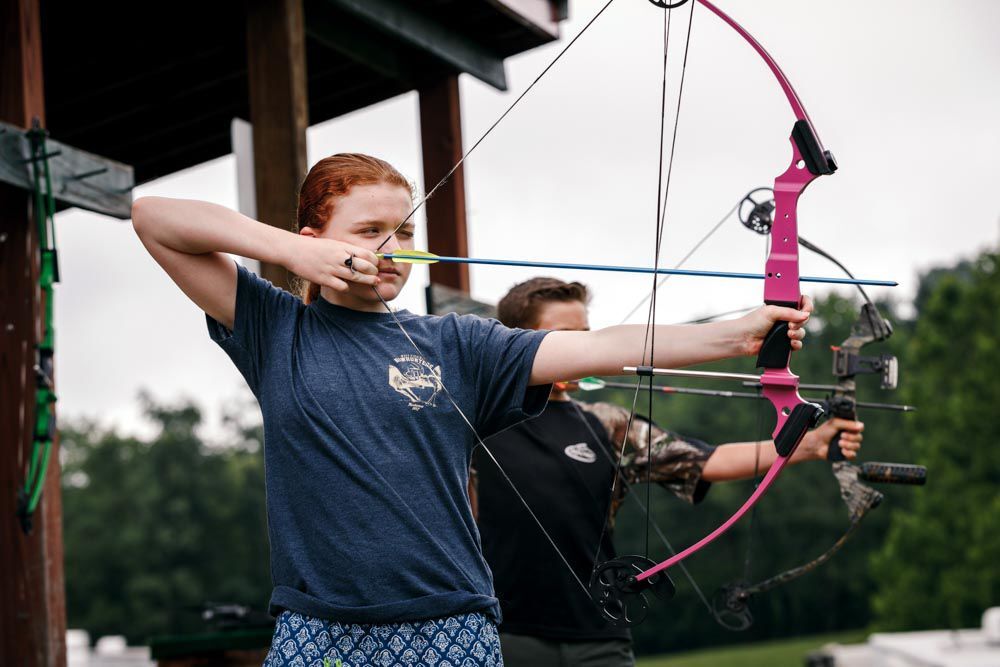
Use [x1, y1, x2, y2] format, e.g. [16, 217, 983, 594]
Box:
[589, 0, 835, 626]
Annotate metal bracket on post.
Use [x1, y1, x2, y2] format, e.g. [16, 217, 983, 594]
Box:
[0, 120, 135, 219]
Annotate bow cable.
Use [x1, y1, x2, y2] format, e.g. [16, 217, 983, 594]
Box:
[374, 0, 618, 254]
[369, 0, 629, 606]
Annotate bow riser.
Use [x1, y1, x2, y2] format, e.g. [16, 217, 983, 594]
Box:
[766, 149, 814, 308]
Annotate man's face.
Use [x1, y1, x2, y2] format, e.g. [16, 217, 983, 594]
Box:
[533, 299, 590, 333]
[311, 182, 415, 307]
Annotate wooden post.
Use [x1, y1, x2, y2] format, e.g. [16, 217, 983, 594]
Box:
[245, 0, 309, 292]
[418, 76, 470, 293]
[0, 0, 67, 664]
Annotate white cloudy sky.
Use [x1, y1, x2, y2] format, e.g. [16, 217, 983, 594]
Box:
[52, 0, 1000, 438]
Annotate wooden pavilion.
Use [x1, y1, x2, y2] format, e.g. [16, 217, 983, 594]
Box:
[0, 0, 568, 663]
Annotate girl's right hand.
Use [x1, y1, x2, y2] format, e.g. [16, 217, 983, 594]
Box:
[287, 235, 380, 292]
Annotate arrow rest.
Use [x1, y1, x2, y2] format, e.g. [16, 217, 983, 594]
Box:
[590, 555, 676, 627]
[647, 0, 692, 8]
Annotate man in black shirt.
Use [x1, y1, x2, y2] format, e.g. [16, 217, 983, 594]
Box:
[473, 278, 864, 666]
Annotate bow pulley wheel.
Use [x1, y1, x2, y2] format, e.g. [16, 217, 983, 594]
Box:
[647, 0, 691, 8]
[590, 555, 675, 627]
[711, 583, 754, 632]
[739, 187, 776, 235]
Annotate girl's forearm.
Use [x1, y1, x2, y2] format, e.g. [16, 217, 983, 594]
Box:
[132, 196, 294, 265]
[595, 321, 747, 374]
[532, 321, 747, 385]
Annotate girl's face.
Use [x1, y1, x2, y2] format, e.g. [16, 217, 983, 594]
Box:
[310, 182, 416, 310]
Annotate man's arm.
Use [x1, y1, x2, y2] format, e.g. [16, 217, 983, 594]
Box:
[577, 401, 713, 509]
[701, 417, 863, 482]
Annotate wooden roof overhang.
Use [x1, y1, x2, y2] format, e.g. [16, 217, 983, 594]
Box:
[39, 0, 567, 185]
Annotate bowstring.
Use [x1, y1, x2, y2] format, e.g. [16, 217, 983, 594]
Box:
[587, 0, 686, 581]
[569, 400, 715, 616]
[369, 0, 623, 604]
[585, 0, 703, 605]
[367, 0, 706, 614]
[639, 0, 696, 570]
[372, 289, 593, 600]
[739, 233, 775, 587]
[374, 0, 618, 254]
[645, 0, 675, 569]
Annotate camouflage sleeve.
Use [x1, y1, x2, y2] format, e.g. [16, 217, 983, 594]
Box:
[576, 400, 715, 508]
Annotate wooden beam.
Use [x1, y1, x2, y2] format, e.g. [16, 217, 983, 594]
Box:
[486, 0, 562, 39]
[0, 0, 67, 664]
[306, 8, 419, 84]
[418, 76, 470, 293]
[246, 0, 310, 291]
[0, 121, 134, 219]
[321, 0, 508, 91]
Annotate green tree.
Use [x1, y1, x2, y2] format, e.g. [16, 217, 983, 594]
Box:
[871, 251, 1000, 629]
[61, 393, 270, 643]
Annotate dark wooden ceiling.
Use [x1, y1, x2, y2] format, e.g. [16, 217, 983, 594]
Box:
[39, 0, 566, 184]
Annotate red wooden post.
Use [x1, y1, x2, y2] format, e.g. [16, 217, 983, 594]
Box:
[0, 0, 67, 664]
[245, 0, 310, 292]
[418, 76, 470, 293]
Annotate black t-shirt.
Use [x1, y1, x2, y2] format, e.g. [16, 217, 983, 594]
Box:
[475, 400, 629, 641]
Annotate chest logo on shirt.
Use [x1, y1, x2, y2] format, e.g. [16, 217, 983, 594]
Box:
[388, 355, 443, 411]
[564, 442, 597, 464]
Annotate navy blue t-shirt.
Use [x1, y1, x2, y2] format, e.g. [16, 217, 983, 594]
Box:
[206, 264, 550, 623]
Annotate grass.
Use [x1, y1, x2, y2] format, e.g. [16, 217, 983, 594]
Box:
[636, 630, 868, 667]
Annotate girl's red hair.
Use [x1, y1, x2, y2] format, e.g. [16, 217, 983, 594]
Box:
[295, 153, 412, 303]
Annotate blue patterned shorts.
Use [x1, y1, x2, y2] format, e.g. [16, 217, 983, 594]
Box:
[263, 610, 504, 666]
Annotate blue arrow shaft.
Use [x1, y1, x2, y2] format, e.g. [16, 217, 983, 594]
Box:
[383, 254, 897, 287]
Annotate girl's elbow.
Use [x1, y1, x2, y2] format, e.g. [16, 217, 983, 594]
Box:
[131, 196, 168, 238]
[131, 196, 152, 234]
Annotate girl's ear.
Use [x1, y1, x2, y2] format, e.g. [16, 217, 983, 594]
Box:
[300, 226, 317, 238]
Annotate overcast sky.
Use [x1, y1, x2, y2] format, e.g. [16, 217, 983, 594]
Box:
[52, 0, 1000, 439]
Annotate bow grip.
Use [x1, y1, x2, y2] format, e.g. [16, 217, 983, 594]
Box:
[827, 432, 847, 462]
[774, 402, 824, 457]
[756, 300, 799, 370]
[824, 396, 855, 463]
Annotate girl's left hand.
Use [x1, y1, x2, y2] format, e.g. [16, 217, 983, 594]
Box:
[740, 295, 814, 356]
[794, 417, 864, 462]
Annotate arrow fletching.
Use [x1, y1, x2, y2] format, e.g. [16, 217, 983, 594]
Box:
[380, 250, 440, 264]
[577, 377, 606, 391]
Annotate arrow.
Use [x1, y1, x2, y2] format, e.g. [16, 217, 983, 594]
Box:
[571, 377, 915, 412]
[380, 251, 898, 287]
